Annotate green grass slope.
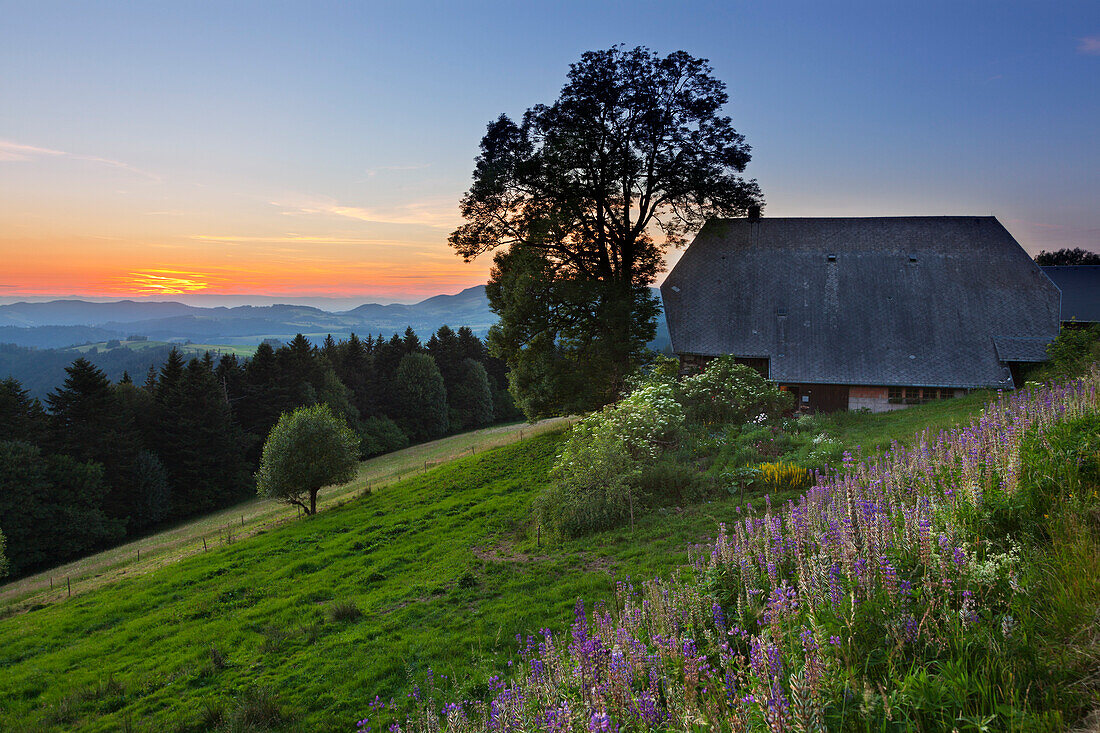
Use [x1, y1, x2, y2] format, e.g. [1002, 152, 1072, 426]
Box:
[1, 418, 568, 610]
[0, 395, 989, 731]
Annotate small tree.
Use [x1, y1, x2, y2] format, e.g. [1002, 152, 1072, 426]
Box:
[256, 405, 360, 515]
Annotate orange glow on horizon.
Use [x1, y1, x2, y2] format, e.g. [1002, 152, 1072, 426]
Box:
[123, 270, 215, 294]
[0, 234, 493, 301]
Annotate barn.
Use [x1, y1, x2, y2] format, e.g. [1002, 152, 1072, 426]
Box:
[660, 215, 1061, 412]
[1040, 265, 1100, 326]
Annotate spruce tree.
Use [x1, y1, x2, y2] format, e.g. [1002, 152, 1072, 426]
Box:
[0, 377, 48, 445]
[46, 358, 141, 526]
[167, 358, 252, 514]
[401, 326, 422, 353]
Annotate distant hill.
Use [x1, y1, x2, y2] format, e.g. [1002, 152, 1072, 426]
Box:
[0, 286, 498, 347]
[0, 325, 127, 349]
[0, 285, 670, 351]
[0, 300, 199, 327]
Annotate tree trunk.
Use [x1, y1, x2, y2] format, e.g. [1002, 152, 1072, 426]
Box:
[309, 489, 318, 515]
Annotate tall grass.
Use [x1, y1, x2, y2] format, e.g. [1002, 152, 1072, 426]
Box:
[359, 373, 1100, 732]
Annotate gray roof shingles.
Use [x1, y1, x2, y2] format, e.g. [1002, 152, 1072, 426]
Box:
[661, 216, 1061, 388]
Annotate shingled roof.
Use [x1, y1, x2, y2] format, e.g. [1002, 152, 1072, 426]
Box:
[660, 216, 1061, 388]
[1041, 265, 1100, 324]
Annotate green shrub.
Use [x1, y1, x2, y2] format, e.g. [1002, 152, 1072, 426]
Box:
[358, 416, 409, 458]
[677, 355, 793, 425]
[1045, 325, 1100, 377]
[632, 458, 709, 507]
[536, 420, 637, 538]
[538, 381, 685, 537]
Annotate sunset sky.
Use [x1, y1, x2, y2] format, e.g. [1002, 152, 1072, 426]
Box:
[2, 1, 1098, 305]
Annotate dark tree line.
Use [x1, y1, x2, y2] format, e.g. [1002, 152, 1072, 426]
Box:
[1034, 248, 1100, 266]
[0, 326, 519, 576]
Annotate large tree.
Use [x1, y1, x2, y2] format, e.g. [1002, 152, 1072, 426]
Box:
[450, 46, 761, 416]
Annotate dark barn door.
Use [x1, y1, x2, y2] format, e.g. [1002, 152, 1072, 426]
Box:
[786, 384, 850, 413]
[810, 384, 850, 413]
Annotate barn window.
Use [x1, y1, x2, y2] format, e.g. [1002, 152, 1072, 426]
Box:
[904, 387, 922, 404]
[888, 387, 903, 404]
[939, 388, 955, 399]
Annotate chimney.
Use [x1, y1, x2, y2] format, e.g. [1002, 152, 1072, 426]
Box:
[747, 205, 761, 222]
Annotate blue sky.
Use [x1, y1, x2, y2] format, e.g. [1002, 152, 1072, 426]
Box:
[1, 0, 1097, 302]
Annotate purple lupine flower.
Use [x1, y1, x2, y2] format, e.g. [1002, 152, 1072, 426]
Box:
[588, 711, 617, 733]
[712, 602, 726, 632]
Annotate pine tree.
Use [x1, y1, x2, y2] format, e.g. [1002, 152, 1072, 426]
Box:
[0, 377, 49, 445]
[46, 358, 142, 526]
[238, 342, 290, 452]
[157, 358, 251, 516]
[334, 333, 376, 418]
[402, 326, 422, 353]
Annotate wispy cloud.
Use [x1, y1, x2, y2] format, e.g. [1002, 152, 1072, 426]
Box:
[1079, 35, 1100, 55]
[120, 269, 222, 294]
[190, 233, 412, 245]
[0, 139, 160, 180]
[273, 197, 460, 229]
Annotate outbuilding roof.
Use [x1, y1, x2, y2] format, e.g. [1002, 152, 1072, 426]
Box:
[660, 216, 1061, 388]
[1040, 265, 1100, 324]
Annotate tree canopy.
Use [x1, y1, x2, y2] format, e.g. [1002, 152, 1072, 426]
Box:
[255, 404, 360, 516]
[1035, 247, 1100, 266]
[450, 46, 761, 417]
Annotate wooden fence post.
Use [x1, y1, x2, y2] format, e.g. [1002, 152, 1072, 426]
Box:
[67, 577, 71, 597]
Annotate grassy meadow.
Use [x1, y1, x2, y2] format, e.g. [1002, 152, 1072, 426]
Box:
[0, 418, 570, 610]
[0, 393, 995, 731]
[70, 340, 260, 358]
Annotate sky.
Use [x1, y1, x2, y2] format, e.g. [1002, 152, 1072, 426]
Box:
[1, 0, 1098, 305]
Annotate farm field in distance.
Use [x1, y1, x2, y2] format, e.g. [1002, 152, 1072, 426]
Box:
[0, 394, 991, 732]
[69, 340, 259, 358]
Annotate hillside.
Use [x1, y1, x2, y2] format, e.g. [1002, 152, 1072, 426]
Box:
[0, 288, 498, 345]
[0, 287, 673, 352]
[0, 395, 993, 731]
